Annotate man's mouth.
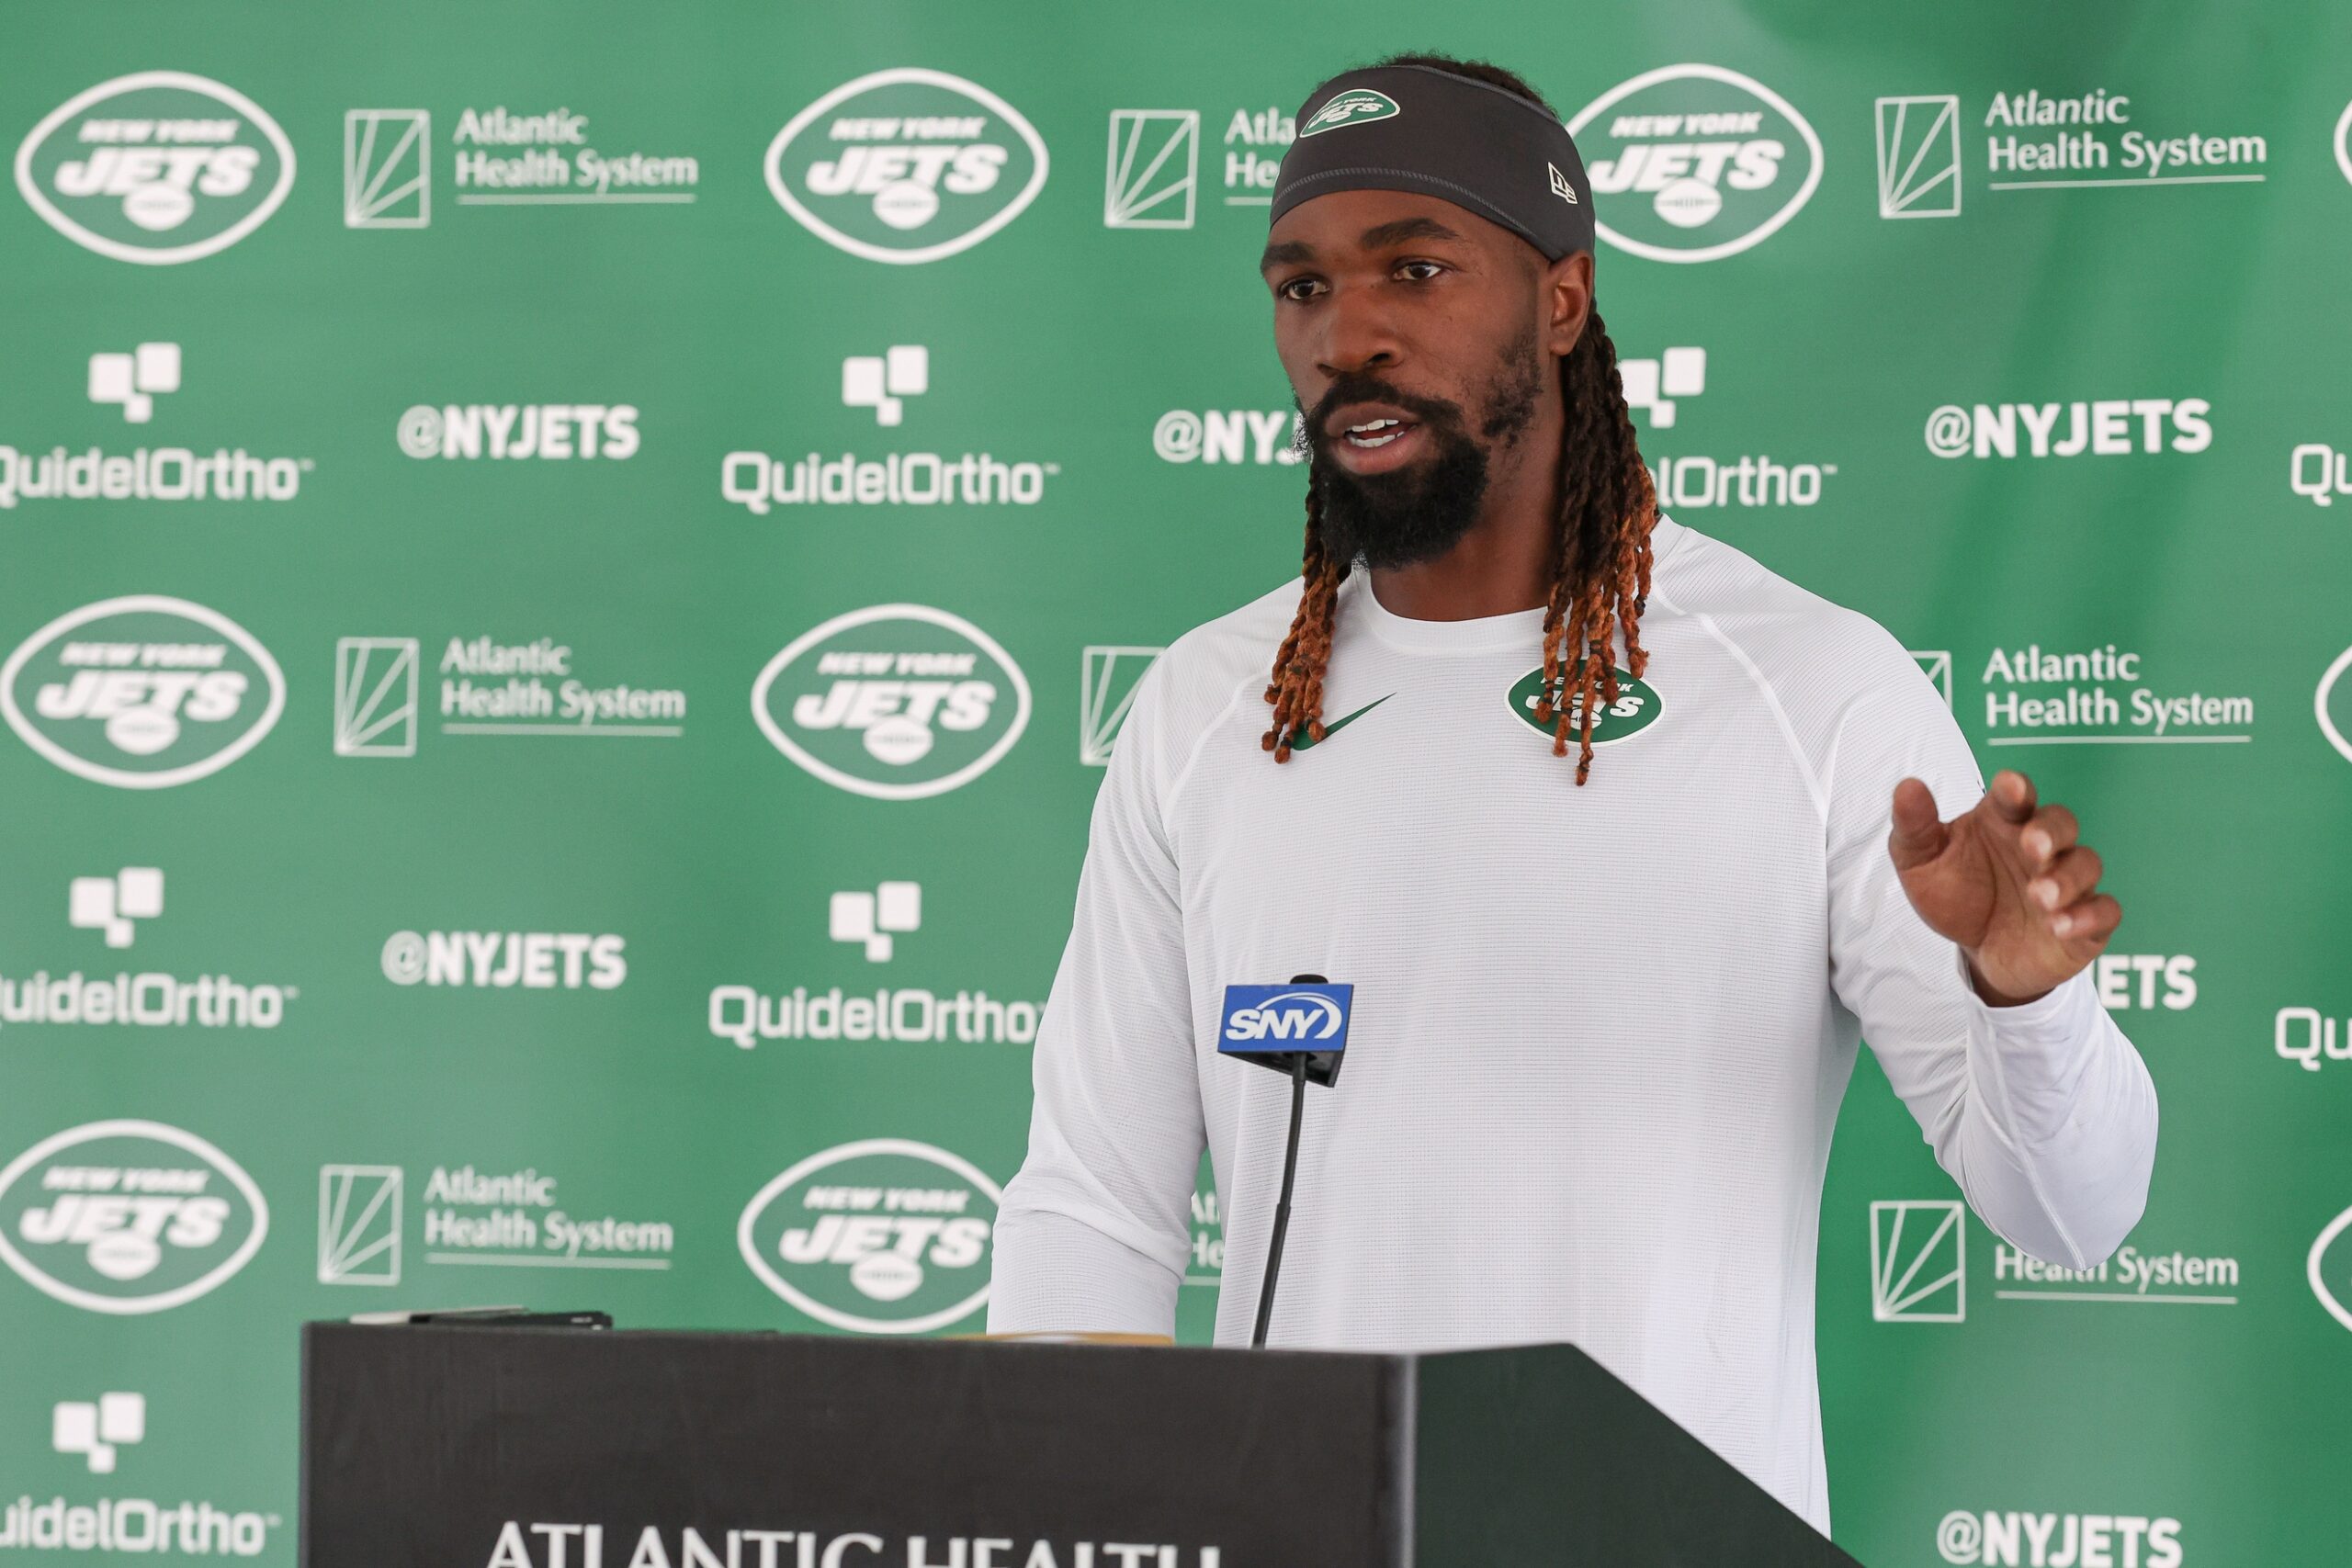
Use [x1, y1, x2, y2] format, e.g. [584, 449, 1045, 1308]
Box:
[1343, 417, 1413, 449]
[1324, 404, 1430, 475]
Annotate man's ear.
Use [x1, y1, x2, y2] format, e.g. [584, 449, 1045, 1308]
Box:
[1544, 250, 1595, 359]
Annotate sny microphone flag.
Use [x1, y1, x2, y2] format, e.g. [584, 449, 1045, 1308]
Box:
[1217, 983, 1353, 1055]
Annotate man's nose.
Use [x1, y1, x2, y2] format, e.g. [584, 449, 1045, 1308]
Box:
[1313, 288, 1403, 380]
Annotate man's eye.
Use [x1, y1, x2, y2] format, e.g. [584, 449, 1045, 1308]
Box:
[1398, 260, 1444, 281]
[1277, 277, 1322, 301]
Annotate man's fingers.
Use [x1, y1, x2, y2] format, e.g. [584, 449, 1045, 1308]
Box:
[1887, 777, 1949, 871]
[2051, 892, 2122, 944]
[2021, 804, 2080, 866]
[1986, 768, 2037, 825]
[2027, 845, 2104, 912]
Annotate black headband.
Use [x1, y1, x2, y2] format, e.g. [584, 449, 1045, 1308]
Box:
[1269, 64, 1596, 263]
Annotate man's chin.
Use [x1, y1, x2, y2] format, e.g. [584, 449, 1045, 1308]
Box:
[1309, 441, 1487, 570]
[1315, 452, 1435, 508]
[1320, 507, 1474, 572]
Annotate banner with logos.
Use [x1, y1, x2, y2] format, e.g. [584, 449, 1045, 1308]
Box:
[4, 5, 2349, 1563]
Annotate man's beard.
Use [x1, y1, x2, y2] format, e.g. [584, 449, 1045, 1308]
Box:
[1298, 321, 1545, 572]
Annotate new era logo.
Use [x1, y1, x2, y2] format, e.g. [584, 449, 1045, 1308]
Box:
[1871, 1199, 1965, 1322]
[831, 883, 921, 962]
[69, 867, 164, 948]
[1104, 110, 1198, 230]
[88, 344, 180, 423]
[1875, 96, 1961, 219]
[345, 109, 431, 228]
[1547, 161, 1579, 205]
[334, 637, 420, 757]
[842, 346, 927, 426]
[318, 1165, 402, 1286]
[53, 1394, 143, 1473]
[1618, 347, 1706, 429]
[1080, 645, 1162, 766]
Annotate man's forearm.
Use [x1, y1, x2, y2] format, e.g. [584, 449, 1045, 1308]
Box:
[1950, 965, 2160, 1270]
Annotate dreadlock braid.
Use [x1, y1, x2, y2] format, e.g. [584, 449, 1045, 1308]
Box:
[1257, 54, 1657, 784]
[1533, 310, 1657, 783]
[1261, 306, 1657, 784]
[1260, 483, 1347, 761]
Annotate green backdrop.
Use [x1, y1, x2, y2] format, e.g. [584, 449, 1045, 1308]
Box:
[5, 3, 2349, 1562]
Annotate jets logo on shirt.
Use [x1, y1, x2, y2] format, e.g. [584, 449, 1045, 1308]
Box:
[1505, 666, 1663, 746]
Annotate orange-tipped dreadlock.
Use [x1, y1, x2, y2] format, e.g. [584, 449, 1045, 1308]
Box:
[1258, 57, 1658, 784]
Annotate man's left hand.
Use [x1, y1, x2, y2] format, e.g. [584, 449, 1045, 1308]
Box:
[1887, 770, 2121, 1007]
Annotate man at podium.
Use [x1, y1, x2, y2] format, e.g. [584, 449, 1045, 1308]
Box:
[990, 53, 2158, 1536]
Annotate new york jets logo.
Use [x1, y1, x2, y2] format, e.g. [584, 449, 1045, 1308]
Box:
[0, 1121, 268, 1314]
[2, 595, 285, 788]
[15, 73, 295, 265]
[737, 1139, 1000, 1334]
[2314, 1202, 2352, 1336]
[2319, 645, 2352, 767]
[1506, 666, 1664, 746]
[752, 604, 1030, 800]
[1566, 63, 1821, 264]
[1300, 89, 1400, 138]
[763, 68, 1048, 265]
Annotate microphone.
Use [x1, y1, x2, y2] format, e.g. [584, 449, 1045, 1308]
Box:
[1217, 975, 1353, 1348]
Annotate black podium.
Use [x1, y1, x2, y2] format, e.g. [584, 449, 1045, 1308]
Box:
[300, 1323, 1859, 1566]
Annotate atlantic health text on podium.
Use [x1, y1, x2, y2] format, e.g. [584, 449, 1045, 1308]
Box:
[300, 1321, 1860, 1566]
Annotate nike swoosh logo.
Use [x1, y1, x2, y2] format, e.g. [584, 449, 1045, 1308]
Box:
[1283, 693, 1393, 753]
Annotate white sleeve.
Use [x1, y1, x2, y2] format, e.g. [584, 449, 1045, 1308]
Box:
[989, 656, 1207, 1336]
[1825, 638, 2159, 1270]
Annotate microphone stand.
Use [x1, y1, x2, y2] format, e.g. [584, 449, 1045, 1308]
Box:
[1250, 1049, 1310, 1349]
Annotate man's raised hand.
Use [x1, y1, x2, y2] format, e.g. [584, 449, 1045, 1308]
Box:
[1887, 769, 2122, 1007]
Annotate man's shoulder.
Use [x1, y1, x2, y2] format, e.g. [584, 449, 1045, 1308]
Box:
[1649, 516, 1962, 805]
[1148, 575, 1298, 700]
[1118, 575, 1301, 773]
[1651, 514, 1932, 705]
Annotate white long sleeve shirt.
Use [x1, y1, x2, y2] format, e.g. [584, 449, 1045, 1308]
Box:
[989, 513, 2159, 1534]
